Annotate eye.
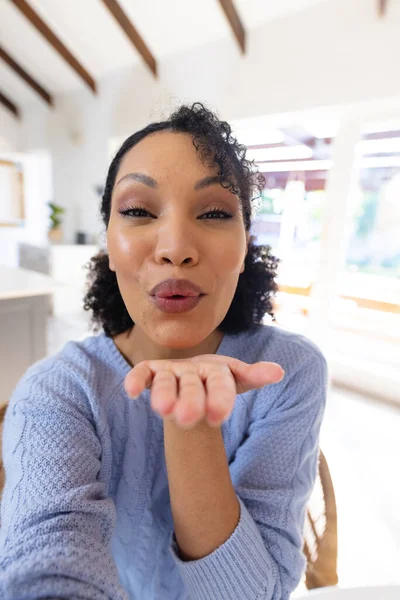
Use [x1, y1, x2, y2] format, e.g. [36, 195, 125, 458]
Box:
[118, 205, 154, 218]
[118, 205, 234, 219]
[200, 207, 234, 220]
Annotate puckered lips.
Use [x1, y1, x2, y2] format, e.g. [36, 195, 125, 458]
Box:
[150, 278, 206, 313]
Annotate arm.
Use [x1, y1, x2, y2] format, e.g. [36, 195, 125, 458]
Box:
[0, 363, 127, 600]
[166, 351, 328, 600]
[163, 417, 240, 561]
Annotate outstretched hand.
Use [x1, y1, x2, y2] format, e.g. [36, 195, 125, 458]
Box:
[124, 354, 284, 429]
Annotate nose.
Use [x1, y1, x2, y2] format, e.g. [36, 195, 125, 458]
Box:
[154, 216, 199, 266]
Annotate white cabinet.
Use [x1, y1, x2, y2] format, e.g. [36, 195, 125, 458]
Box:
[0, 266, 54, 404]
[19, 243, 99, 315]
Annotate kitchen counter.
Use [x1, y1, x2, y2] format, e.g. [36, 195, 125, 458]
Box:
[0, 264, 57, 300]
[0, 265, 55, 406]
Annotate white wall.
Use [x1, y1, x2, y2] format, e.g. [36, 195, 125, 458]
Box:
[5, 0, 400, 245]
[16, 78, 121, 245]
[0, 106, 21, 152]
[14, 0, 400, 141]
[111, 0, 400, 131]
[0, 151, 52, 268]
[221, 0, 400, 119]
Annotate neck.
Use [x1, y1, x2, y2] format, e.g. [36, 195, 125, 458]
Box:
[113, 326, 225, 367]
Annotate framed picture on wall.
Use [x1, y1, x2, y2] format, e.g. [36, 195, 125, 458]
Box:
[0, 159, 25, 227]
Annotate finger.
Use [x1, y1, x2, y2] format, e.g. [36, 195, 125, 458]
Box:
[227, 360, 284, 394]
[202, 365, 236, 427]
[125, 358, 193, 398]
[173, 370, 206, 427]
[124, 362, 154, 398]
[151, 370, 178, 416]
[190, 354, 284, 391]
[247, 361, 285, 386]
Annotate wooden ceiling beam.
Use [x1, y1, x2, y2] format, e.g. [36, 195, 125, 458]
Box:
[218, 0, 246, 54]
[10, 0, 96, 93]
[0, 46, 53, 106]
[0, 90, 20, 118]
[364, 130, 400, 140]
[101, 0, 157, 76]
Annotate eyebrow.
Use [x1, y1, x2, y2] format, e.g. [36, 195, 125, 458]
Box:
[193, 175, 222, 190]
[115, 173, 157, 189]
[115, 173, 224, 191]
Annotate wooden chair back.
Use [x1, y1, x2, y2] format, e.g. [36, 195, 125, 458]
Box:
[304, 449, 339, 589]
[0, 403, 7, 500]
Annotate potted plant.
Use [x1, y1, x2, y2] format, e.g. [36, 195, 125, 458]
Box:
[48, 202, 66, 243]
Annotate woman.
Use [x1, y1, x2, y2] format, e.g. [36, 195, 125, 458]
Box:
[0, 103, 328, 599]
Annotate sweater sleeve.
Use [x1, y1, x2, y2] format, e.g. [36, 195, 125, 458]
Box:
[0, 362, 128, 600]
[168, 350, 328, 600]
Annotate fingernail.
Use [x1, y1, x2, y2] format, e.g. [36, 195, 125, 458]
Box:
[271, 365, 285, 381]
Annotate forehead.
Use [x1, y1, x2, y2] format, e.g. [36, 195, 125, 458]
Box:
[117, 131, 215, 181]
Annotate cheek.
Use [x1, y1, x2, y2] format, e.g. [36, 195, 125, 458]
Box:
[108, 227, 143, 269]
[215, 240, 246, 273]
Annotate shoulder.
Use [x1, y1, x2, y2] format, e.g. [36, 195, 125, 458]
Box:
[6, 333, 126, 422]
[230, 324, 329, 420]
[233, 323, 327, 378]
[10, 333, 103, 394]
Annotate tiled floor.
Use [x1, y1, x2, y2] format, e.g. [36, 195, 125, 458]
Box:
[47, 308, 400, 591]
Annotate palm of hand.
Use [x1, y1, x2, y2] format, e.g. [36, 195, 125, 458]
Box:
[124, 354, 284, 429]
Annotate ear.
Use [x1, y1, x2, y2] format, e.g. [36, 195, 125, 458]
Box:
[109, 255, 115, 272]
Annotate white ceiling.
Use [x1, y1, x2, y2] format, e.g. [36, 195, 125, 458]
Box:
[0, 0, 330, 105]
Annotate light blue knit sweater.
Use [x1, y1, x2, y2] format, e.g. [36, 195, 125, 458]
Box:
[0, 324, 328, 600]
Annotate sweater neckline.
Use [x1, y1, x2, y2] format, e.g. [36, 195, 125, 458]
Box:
[101, 334, 133, 377]
[100, 330, 232, 378]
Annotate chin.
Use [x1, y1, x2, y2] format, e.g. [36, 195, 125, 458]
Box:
[152, 323, 212, 349]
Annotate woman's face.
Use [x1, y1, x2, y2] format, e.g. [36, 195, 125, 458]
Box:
[107, 131, 249, 350]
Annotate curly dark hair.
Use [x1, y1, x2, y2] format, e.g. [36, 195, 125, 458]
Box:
[83, 102, 279, 338]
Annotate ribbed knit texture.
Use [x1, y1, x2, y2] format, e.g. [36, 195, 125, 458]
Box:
[0, 323, 328, 600]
